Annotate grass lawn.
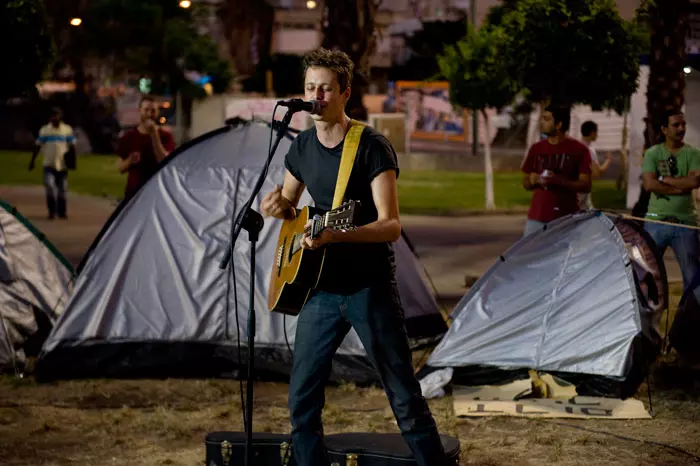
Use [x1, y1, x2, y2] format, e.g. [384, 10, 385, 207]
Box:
[0, 151, 125, 200]
[0, 151, 626, 214]
[397, 170, 626, 214]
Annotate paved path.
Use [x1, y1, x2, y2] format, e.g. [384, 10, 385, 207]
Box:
[0, 186, 115, 268]
[0, 186, 683, 304]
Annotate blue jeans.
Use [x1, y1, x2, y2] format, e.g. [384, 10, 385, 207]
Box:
[43, 168, 67, 218]
[289, 285, 447, 466]
[524, 219, 546, 236]
[645, 222, 700, 292]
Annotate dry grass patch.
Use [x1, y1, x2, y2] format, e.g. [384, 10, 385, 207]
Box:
[1, 286, 699, 465]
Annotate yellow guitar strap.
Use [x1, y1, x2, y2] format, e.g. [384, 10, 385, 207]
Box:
[332, 119, 365, 209]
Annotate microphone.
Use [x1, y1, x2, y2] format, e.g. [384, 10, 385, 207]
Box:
[277, 99, 326, 115]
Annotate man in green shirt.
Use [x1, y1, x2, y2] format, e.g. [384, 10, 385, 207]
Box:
[642, 110, 700, 293]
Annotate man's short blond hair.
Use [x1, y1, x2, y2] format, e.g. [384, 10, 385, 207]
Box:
[303, 48, 354, 92]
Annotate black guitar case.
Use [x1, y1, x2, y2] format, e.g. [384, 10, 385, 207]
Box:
[205, 432, 296, 466]
[325, 432, 461, 465]
[205, 431, 460, 466]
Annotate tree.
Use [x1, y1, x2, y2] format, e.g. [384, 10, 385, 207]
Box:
[638, 0, 689, 148]
[322, 0, 379, 121]
[389, 18, 468, 82]
[499, 0, 643, 113]
[1, 0, 54, 100]
[437, 27, 519, 210]
[217, 0, 274, 82]
[83, 0, 233, 97]
[483, 0, 520, 31]
[631, 0, 689, 217]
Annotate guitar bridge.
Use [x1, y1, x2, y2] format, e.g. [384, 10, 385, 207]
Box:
[276, 241, 285, 273]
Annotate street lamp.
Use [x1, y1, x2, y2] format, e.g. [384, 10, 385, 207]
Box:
[70, 17, 82, 26]
[179, 0, 191, 8]
[306, 0, 317, 9]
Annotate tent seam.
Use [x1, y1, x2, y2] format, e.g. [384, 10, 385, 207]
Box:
[534, 244, 573, 368]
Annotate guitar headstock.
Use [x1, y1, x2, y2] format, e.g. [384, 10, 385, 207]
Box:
[324, 200, 359, 231]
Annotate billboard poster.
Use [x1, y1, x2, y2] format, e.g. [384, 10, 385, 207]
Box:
[389, 81, 468, 141]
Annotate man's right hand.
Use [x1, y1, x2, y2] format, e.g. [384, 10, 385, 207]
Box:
[261, 184, 292, 219]
[529, 172, 540, 186]
[129, 152, 141, 166]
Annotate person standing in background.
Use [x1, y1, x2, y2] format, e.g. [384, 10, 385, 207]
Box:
[116, 95, 175, 200]
[578, 120, 613, 210]
[521, 106, 592, 236]
[641, 110, 700, 294]
[29, 108, 76, 220]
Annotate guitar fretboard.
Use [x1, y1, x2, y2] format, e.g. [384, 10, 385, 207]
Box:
[290, 214, 326, 257]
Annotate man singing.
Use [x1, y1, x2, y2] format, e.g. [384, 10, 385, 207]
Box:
[260, 48, 448, 466]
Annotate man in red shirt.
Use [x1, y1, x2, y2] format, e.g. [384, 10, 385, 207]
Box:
[521, 106, 592, 236]
[116, 95, 176, 200]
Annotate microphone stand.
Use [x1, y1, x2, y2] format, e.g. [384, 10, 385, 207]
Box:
[219, 108, 295, 466]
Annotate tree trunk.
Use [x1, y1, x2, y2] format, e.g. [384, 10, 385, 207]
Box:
[481, 109, 495, 211]
[618, 106, 629, 192]
[645, 0, 690, 148]
[219, 0, 274, 79]
[322, 0, 378, 121]
[633, 0, 689, 217]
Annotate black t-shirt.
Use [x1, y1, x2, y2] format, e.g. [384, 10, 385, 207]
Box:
[284, 125, 400, 294]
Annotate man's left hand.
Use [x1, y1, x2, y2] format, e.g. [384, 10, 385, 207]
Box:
[541, 173, 567, 187]
[300, 220, 335, 250]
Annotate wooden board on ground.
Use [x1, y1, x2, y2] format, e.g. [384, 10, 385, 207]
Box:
[453, 381, 651, 420]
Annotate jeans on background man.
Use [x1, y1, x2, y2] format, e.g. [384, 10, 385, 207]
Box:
[44, 168, 68, 219]
[645, 221, 700, 292]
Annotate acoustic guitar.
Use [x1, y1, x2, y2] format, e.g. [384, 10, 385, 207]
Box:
[268, 200, 358, 315]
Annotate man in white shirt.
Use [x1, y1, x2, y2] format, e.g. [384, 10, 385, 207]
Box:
[29, 108, 76, 219]
[578, 120, 613, 210]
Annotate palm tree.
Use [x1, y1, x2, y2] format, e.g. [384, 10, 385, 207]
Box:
[321, 0, 379, 121]
[633, 0, 690, 216]
[218, 0, 274, 81]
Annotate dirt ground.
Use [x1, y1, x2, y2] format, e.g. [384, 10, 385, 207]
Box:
[1, 187, 699, 465]
[2, 287, 699, 466]
[1, 356, 699, 466]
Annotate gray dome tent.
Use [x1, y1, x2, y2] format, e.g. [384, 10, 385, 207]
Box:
[36, 120, 446, 383]
[0, 201, 74, 373]
[423, 211, 667, 398]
